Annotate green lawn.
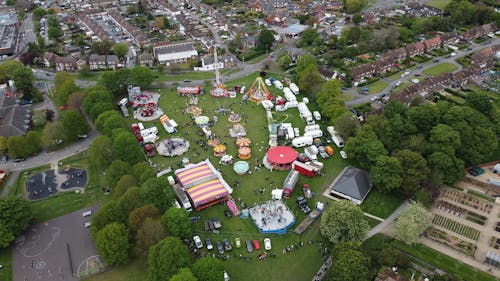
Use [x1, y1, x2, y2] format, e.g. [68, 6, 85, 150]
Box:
[364, 80, 389, 94]
[393, 241, 497, 281]
[153, 71, 215, 82]
[74, 71, 103, 81]
[0, 247, 12, 281]
[82, 259, 147, 281]
[84, 71, 350, 281]
[422, 63, 458, 77]
[361, 191, 405, 219]
[365, 216, 382, 228]
[392, 82, 410, 93]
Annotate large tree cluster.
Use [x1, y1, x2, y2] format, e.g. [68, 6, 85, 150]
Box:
[344, 100, 498, 195]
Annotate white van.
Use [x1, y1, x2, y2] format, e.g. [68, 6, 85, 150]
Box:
[313, 111, 321, 121]
[82, 211, 92, 217]
[273, 80, 284, 90]
[265, 79, 272, 86]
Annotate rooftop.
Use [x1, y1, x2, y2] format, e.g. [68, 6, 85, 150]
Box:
[329, 166, 373, 202]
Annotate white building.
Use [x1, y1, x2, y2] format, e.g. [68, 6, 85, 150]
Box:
[153, 41, 198, 65]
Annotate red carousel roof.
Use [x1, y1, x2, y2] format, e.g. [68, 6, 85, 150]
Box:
[266, 146, 298, 164]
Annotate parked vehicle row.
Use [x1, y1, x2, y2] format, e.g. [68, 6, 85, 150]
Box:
[193, 236, 271, 253]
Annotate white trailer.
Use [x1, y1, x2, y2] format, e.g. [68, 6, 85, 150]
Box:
[273, 80, 284, 90]
[140, 126, 159, 137]
[285, 101, 298, 108]
[327, 126, 344, 148]
[304, 124, 320, 132]
[283, 88, 296, 102]
[304, 145, 318, 161]
[142, 134, 158, 144]
[304, 130, 323, 138]
[289, 83, 299, 95]
[298, 102, 312, 119]
[292, 136, 313, 148]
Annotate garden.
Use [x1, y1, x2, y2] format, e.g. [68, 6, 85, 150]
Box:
[422, 63, 458, 77]
[432, 214, 481, 241]
[425, 228, 477, 256]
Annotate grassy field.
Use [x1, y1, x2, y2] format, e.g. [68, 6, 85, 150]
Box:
[82, 259, 147, 281]
[0, 247, 12, 281]
[360, 191, 405, 219]
[422, 63, 458, 77]
[83, 71, 355, 281]
[365, 80, 389, 94]
[74, 71, 103, 81]
[393, 241, 497, 281]
[392, 82, 410, 93]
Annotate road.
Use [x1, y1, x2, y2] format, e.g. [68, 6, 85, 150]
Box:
[345, 37, 500, 106]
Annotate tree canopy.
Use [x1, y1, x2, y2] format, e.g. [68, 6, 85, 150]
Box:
[95, 222, 132, 265]
[148, 237, 191, 281]
[0, 196, 33, 247]
[192, 258, 224, 281]
[325, 244, 371, 281]
[89, 136, 113, 169]
[257, 29, 274, 52]
[161, 207, 192, 239]
[371, 156, 402, 193]
[169, 268, 197, 281]
[62, 111, 89, 141]
[394, 202, 432, 245]
[320, 200, 369, 244]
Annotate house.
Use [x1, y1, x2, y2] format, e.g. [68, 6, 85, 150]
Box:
[251, 0, 263, 12]
[405, 41, 425, 57]
[384, 47, 407, 62]
[329, 166, 373, 205]
[423, 36, 441, 52]
[0, 94, 31, 137]
[194, 55, 235, 72]
[42, 52, 57, 67]
[55, 56, 77, 72]
[138, 52, 154, 67]
[153, 41, 198, 65]
[351, 63, 375, 83]
[440, 32, 459, 47]
[373, 59, 394, 75]
[88, 54, 107, 70]
[106, 55, 119, 70]
[374, 269, 409, 281]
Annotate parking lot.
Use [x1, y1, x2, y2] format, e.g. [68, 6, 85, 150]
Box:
[12, 206, 102, 281]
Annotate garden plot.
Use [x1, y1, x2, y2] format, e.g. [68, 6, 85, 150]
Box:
[440, 189, 493, 214]
[437, 200, 487, 226]
[425, 228, 477, 256]
[432, 214, 481, 241]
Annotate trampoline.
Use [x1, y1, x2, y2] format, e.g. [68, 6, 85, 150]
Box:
[233, 161, 249, 175]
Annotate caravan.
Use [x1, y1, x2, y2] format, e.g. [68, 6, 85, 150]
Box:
[327, 126, 344, 148]
[304, 130, 323, 138]
[273, 80, 284, 90]
[298, 102, 312, 119]
[292, 136, 313, 148]
[289, 83, 299, 95]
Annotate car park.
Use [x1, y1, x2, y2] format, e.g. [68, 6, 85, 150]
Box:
[216, 241, 224, 254]
[234, 238, 241, 248]
[223, 239, 232, 251]
[264, 238, 272, 250]
[245, 240, 253, 252]
[206, 238, 213, 250]
[193, 236, 203, 249]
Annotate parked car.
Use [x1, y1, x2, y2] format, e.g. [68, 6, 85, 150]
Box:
[216, 241, 224, 254]
[82, 211, 92, 217]
[340, 151, 348, 159]
[264, 238, 272, 250]
[206, 238, 213, 250]
[246, 240, 253, 253]
[14, 158, 25, 163]
[235, 238, 241, 248]
[193, 236, 203, 249]
[84, 222, 91, 228]
[223, 239, 232, 251]
[1, 155, 8, 163]
[252, 240, 261, 251]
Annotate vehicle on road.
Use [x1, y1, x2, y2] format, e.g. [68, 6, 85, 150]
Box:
[264, 238, 272, 250]
[84, 222, 91, 228]
[370, 95, 378, 101]
[193, 236, 203, 249]
[14, 158, 25, 163]
[82, 211, 92, 217]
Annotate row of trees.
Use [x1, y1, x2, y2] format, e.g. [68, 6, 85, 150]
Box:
[0, 196, 33, 247]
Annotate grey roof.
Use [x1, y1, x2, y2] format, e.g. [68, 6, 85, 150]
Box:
[0, 95, 30, 137]
[154, 41, 196, 55]
[330, 166, 372, 201]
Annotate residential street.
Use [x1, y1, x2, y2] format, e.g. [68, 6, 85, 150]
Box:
[345, 37, 500, 106]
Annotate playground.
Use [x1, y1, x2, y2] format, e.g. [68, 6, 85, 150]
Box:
[25, 166, 88, 200]
[12, 206, 103, 281]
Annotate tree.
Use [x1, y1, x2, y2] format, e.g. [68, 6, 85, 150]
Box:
[99, 69, 131, 98]
[62, 111, 89, 141]
[428, 152, 465, 185]
[352, 13, 362, 24]
[192, 258, 224, 281]
[112, 132, 143, 165]
[325, 245, 370, 281]
[407, 104, 439, 137]
[0, 136, 7, 155]
[299, 29, 321, 47]
[96, 110, 126, 137]
[89, 136, 113, 169]
[95, 222, 132, 265]
[130, 66, 154, 89]
[113, 43, 129, 58]
[54, 72, 78, 104]
[118, 187, 147, 216]
[0, 196, 34, 247]
[371, 156, 402, 193]
[344, 125, 388, 170]
[278, 53, 292, 70]
[128, 204, 161, 233]
[114, 174, 138, 197]
[320, 200, 369, 244]
[91, 200, 127, 235]
[132, 162, 156, 184]
[136, 218, 167, 255]
[67, 92, 86, 113]
[345, 0, 366, 14]
[257, 29, 274, 52]
[429, 124, 461, 155]
[148, 237, 191, 281]
[141, 177, 177, 213]
[106, 160, 132, 188]
[83, 88, 114, 120]
[47, 15, 63, 41]
[334, 112, 360, 140]
[298, 64, 323, 95]
[42, 121, 66, 150]
[394, 202, 432, 245]
[92, 39, 113, 55]
[316, 79, 344, 120]
[7, 136, 27, 158]
[296, 54, 317, 74]
[161, 208, 192, 239]
[25, 131, 43, 156]
[466, 92, 493, 115]
[170, 268, 197, 281]
[393, 149, 428, 196]
[12, 65, 34, 96]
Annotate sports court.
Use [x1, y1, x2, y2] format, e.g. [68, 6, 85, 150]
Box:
[12, 206, 104, 281]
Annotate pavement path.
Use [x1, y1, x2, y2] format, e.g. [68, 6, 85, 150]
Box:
[345, 37, 500, 106]
[365, 199, 410, 240]
[1, 170, 19, 197]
